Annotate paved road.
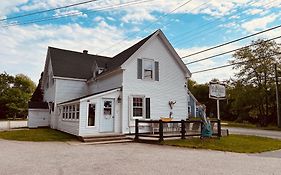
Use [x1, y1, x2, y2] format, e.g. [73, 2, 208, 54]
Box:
[0, 140, 281, 175]
[223, 127, 281, 140]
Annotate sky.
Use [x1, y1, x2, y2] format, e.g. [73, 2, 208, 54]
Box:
[0, 0, 281, 84]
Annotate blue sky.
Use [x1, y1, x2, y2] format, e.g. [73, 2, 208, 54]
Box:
[0, 0, 281, 84]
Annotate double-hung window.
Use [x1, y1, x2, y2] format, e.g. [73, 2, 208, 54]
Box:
[137, 58, 159, 81]
[143, 59, 154, 80]
[133, 97, 144, 118]
[131, 96, 151, 119]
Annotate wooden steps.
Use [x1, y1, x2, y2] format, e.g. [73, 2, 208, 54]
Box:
[79, 134, 133, 144]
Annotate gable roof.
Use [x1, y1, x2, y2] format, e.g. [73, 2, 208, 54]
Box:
[44, 29, 191, 80]
[48, 47, 111, 79]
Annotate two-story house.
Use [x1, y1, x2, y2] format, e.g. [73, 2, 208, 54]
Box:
[28, 29, 195, 137]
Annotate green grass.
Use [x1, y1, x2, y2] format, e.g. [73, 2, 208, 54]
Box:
[222, 121, 281, 131]
[163, 134, 281, 153]
[0, 128, 77, 142]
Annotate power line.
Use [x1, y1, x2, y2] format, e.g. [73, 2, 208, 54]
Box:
[184, 35, 281, 65]
[0, 0, 99, 22]
[171, 0, 259, 46]
[183, 23, 281, 58]
[1, 0, 151, 28]
[192, 52, 281, 74]
[172, 0, 276, 47]
[97, 0, 193, 54]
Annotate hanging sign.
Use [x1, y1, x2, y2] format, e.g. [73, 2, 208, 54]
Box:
[209, 82, 226, 99]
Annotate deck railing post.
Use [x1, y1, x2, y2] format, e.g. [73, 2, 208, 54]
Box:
[159, 120, 164, 142]
[134, 119, 139, 141]
[218, 119, 221, 137]
[181, 120, 186, 139]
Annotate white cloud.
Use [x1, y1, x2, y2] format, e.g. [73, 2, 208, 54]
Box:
[0, 21, 140, 83]
[241, 13, 279, 33]
[176, 43, 242, 83]
[0, 0, 28, 18]
[245, 8, 264, 15]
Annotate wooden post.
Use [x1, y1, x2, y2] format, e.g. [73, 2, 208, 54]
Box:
[134, 119, 139, 141]
[159, 120, 164, 142]
[217, 119, 221, 137]
[181, 120, 186, 139]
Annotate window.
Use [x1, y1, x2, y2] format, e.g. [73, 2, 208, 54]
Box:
[143, 59, 154, 80]
[62, 106, 65, 119]
[137, 59, 159, 81]
[72, 105, 75, 119]
[69, 106, 72, 119]
[133, 97, 144, 118]
[104, 101, 112, 115]
[65, 106, 69, 119]
[76, 104, 79, 119]
[88, 104, 95, 126]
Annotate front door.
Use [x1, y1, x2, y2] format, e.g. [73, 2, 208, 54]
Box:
[100, 99, 114, 132]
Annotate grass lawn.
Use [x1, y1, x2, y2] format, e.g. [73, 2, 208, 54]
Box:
[163, 134, 281, 153]
[0, 128, 77, 142]
[222, 121, 281, 131]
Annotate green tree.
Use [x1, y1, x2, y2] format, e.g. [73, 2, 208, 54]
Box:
[0, 73, 35, 119]
[231, 39, 281, 126]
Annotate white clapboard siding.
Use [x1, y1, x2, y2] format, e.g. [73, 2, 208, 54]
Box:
[88, 72, 122, 94]
[55, 79, 88, 104]
[78, 90, 121, 136]
[121, 35, 189, 133]
[28, 109, 50, 128]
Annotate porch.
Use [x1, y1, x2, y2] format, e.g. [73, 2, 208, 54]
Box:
[134, 119, 223, 142]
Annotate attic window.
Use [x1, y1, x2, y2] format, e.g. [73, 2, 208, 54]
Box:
[143, 59, 154, 80]
[137, 59, 159, 81]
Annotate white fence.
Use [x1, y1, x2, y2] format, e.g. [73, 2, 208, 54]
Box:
[0, 120, 27, 130]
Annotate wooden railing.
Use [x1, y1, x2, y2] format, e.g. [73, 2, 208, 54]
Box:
[134, 119, 221, 142]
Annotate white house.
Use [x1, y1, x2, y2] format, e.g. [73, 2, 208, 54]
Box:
[28, 29, 194, 137]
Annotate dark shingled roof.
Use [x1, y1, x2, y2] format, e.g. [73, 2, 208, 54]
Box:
[49, 47, 112, 79]
[48, 30, 157, 79]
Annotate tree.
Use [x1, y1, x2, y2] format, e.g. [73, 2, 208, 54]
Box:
[0, 72, 35, 119]
[231, 39, 281, 126]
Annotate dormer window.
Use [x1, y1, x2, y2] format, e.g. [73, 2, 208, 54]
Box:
[137, 58, 159, 81]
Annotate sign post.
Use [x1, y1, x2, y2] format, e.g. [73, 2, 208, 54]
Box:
[209, 82, 226, 120]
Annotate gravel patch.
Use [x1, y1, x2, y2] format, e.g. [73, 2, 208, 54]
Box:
[0, 140, 280, 175]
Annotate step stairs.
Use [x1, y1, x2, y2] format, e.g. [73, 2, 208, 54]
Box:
[79, 134, 133, 144]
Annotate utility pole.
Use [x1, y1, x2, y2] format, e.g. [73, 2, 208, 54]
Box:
[275, 64, 281, 128]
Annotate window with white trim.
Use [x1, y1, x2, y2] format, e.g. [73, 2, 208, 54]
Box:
[61, 104, 79, 121]
[65, 106, 69, 119]
[76, 104, 79, 119]
[88, 104, 95, 126]
[143, 59, 154, 80]
[72, 105, 75, 119]
[69, 106, 72, 119]
[62, 106, 66, 119]
[132, 97, 144, 118]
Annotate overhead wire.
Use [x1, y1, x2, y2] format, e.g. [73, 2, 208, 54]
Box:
[181, 23, 281, 59]
[1, 0, 153, 28]
[96, 0, 193, 54]
[184, 35, 281, 65]
[191, 52, 281, 74]
[0, 0, 99, 22]
[172, 0, 277, 47]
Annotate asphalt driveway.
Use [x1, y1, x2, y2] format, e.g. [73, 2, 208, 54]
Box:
[0, 140, 281, 175]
